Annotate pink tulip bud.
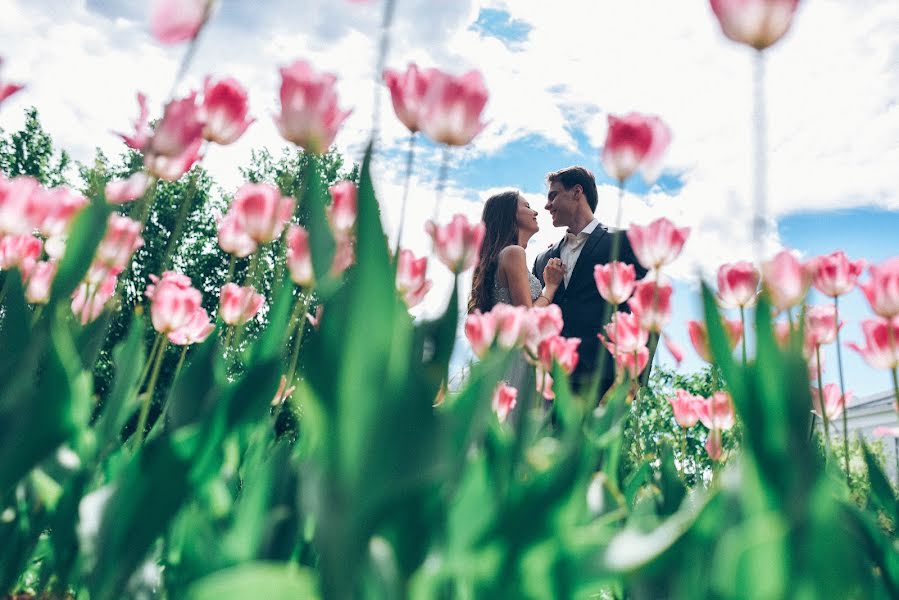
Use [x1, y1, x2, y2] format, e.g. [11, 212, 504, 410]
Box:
[847, 317, 899, 370]
[146, 271, 203, 334]
[383, 63, 431, 133]
[537, 368, 556, 401]
[709, 0, 800, 51]
[626, 218, 690, 271]
[594, 261, 636, 305]
[0, 57, 24, 107]
[150, 92, 205, 158]
[762, 249, 811, 311]
[705, 429, 724, 461]
[118, 93, 152, 151]
[150, 0, 210, 44]
[419, 68, 489, 146]
[105, 172, 151, 205]
[219, 282, 264, 326]
[95, 214, 144, 271]
[425, 213, 485, 274]
[601, 112, 672, 184]
[145, 137, 203, 181]
[25, 260, 57, 304]
[717, 261, 760, 309]
[859, 257, 899, 319]
[668, 389, 702, 428]
[805, 304, 840, 347]
[628, 278, 673, 332]
[396, 249, 431, 308]
[327, 181, 357, 235]
[0, 175, 40, 236]
[599, 311, 649, 355]
[232, 182, 294, 244]
[274, 60, 352, 154]
[687, 318, 743, 362]
[330, 232, 356, 276]
[201, 76, 255, 145]
[464, 309, 496, 357]
[697, 391, 736, 431]
[491, 303, 530, 349]
[810, 383, 851, 421]
[217, 211, 257, 258]
[167, 307, 214, 346]
[492, 382, 518, 423]
[537, 335, 581, 375]
[0, 233, 41, 279]
[808, 250, 866, 298]
[71, 269, 118, 325]
[286, 225, 314, 287]
[663, 333, 684, 366]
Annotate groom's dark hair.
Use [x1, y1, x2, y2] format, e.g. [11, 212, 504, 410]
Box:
[547, 166, 598, 213]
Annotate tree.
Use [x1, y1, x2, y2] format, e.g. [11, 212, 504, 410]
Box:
[0, 107, 71, 186]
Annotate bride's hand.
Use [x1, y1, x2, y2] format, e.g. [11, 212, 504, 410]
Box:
[543, 257, 565, 288]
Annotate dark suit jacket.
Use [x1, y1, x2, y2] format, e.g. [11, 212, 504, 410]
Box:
[533, 224, 649, 394]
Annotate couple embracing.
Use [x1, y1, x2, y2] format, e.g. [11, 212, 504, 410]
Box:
[468, 166, 648, 402]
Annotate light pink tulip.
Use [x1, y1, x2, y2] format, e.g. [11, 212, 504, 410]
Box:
[626, 218, 690, 271]
[717, 261, 760, 308]
[492, 303, 530, 349]
[492, 382, 518, 423]
[810, 383, 851, 421]
[697, 391, 736, 431]
[145, 137, 203, 181]
[537, 368, 556, 401]
[330, 232, 355, 276]
[217, 211, 257, 258]
[150, 0, 210, 44]
[663, 333, 684, 366]
[105, 172, 151, 205]
[762, 249, 811, 311]
[232, 183, 294, 244]
[396, 249, 431, 308]
[594, 261, 636, 305]
[168, 307, 214, 345]
[31, 186, 88, 240]
[0, 175, 40, 235]
[25, 260, 57, 304]
[327, 181, 357, 235]
[0, 58, 24, 107]
[383, 63, 432, 133]
[286, 225, 314, 287]
[0, 233, 41, 277]
[146, 271, 203, 334]
[847, 317, 899, 370]
[150, 92, 205, 157]
[628, 279, 673, 332]
[538, 335, 581, 375]
[528, 304, 564, 348]
[873, 426, 899, 438]
[71, 270, 118, 324]
[601, 112, 672, 184]
[464, 310, 496, 357]
[201, 76, 255, 145]
[808, 250, 866, 298]
[95, 214, 144, 271]
[275, 60, 352, 154]
[709, 0, 800, 51]
[598, 311, 649, 355]
[705, 429, 724, 462]
[668, 389, 702, 428]
[425, 213, 485, 274]
[859, 258, 899, 319]
[418, 69, 488, 146]
[611, 346, 651, 380]
[805, 304, 840, 347]
[687, 318, 743, 362]
[118, 93, 152, 151]
[219, 282, 264, 326]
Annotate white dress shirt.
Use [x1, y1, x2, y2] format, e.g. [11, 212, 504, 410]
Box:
[560, 219, 599, 287]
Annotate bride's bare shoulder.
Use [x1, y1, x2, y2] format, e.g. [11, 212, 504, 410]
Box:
[497, 244, 526, 265]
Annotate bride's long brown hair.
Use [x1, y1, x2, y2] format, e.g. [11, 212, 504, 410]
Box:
[468, 190, 521, 313]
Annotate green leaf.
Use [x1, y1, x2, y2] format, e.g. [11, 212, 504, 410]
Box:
[50, 199, 110, 303]
[862, 442, 898, 522]
[304, 155, 336, 282]
[184, 562, 319, 600]
[656, 444, 686, 517]
[93, 317, 145, 453]
[0, 270, 30, 379]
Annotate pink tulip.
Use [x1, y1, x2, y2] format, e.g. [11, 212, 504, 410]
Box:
[71, 270, 118, 325]
[0, 233, 42, 277]
[168, 307, 214, 345]
[330, 232, 355, 276]
[0, 175, 40, 235]
[807, 347, 825, 380]
[705, 429, 723, 461]
[611, 346, 651, 380]
[594, 261, 636, 305]
[286, 225, 313, 286]
[0, 58, 24, 107]
[219, 283, 264, 326]
[30, 186, 88, 241]
[709, 0, 800, 51]
[145, 137, 203, 181]
[383, 63, 432, 133]
[717, 261, 760, 309]
[626, 218, 690, 271]
[95, 214, 144, 271]
[201, 76, 255, 145]
[628, 279, 673, 332]
[810, 383, 851, 421]
[150, 92, 205, 158]
[537, 368, 556, 401]
[217, 211, 257, 258]
[805, 304, 840, 347]
[847, 317, 899, 370]
[105, 172, 151, 205]
[396, 249, 432, 308]
[601, 112, 672, 184]
[528, 304, 565, 347]
[762, 249, 811, 311]
[859, 257, 899, 319]
[232, 183, 294, 244]
[150, 0, 210, 44]
[418, 69, 488, 146]
[808, 250, 866, 298]
[696, 391, 736, 431]
[668, 389, 702, 428]
[537, 335, 581, 375]
[663, 333, 684, 366]
[425, 213, 485, 274]
[275, 60, 352, 154]
[687, 318, 743, 362]
[873, 426, 899, 438]
[118, 93, 152, 151]
[146, 271, 203, 334]
[464, 310, 496, 357]
[491, 303, 530, 349]
[25, 260, 57, 304]
[327, 181, 357, 235]
[598, 311, 649, 355]
[492, 382, 518, 423]
[306, 305, 323, 330]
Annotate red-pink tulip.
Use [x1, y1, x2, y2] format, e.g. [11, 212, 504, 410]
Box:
[492, 303, 530, 349]
[145, 137, 203, 181]
[628, 278, 673, 332]
[0, 175, 40, 235]
[219, 282, 264, 326]
[418, 69, 488, 146]
[537, 368, 556, 401]
[95, 214, 144, 271]
[25, 260, 56, 304]
[426, 213, 485, 274]
[492, 382, 518, 423]
[705, 429, 723, 461]
[217, 211, 256, 258]
[847, 317, 899, 370]
[150, 92, 205, 157]
[808, 250, 866, 298]
[330, 232, 355, 276]
[232, 183, 294, 244]
[286, 225, 314, 287]
[118, 93, 152, 151]
[0, 233, 42, 277]
[663, 333, 684, 366]
[668, 389, 703, 428]
[687, 318, 743, 362]
[709, 0, 800, 51]
[602, 113, 672, 184]
[327, 181, 357, 235]
[383, 63, 432, 133]
[717, 261, 760, 309]
[465, 310, 497, 357]
[626, 218, 690, 271]
[810, 383, 851, 421]
[613, 346, 651, 380]
[762, 249, 811, 311]
[598, 311, 649, 355]
[0, 58, 24, 107]
[594, 261, 636, 305]
[396, 249, 431, 308]
[275, 60, 352, 154]
[168, 307, 214, 346]
[201, 76, 255, 145]
[105, 172, 151, 205]
[859, 257, 899, 319]
[805, 304, 840, 347]
[146, 271, 203, 334]
[538, 335, 581, 375]
[71, 270, 118, 325]
[150, 0, 210, 44]
[696, 391, 736, 431]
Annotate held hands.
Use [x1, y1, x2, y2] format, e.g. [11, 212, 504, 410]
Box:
[543, 257, 566, 289]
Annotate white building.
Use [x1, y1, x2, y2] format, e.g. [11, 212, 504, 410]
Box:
[843, 389, 899, 482]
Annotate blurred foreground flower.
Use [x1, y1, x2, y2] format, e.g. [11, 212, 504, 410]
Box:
[626, 217, 690, 272]
[418, 69, 488, 146]
[395, 249, 431, 308]
[105, 172, 151, 205]
[808, 250, 866, 298]
[628, 279, 673, 332]
[717, 261, 760, 308]
[602, 112, 672, 184]
[167, 307, 214, 345]
[275, 60, 352, 154]
[286, 225, 313, 287]
[0, 57, 24, 108]
[492, 382, 517, 423]
[25, 260, 57, 304]
[464, 309, 496, 357]
[859, 257, 899, 318]
[232, 182, 294, 244]
[805, 304, 840, 347]
[383, 63, 431, 134]
[150, 0, 211, 44]
[146, 271, 203, 335]
[762, 249, 810, 311]
[426, 213, 485, 274]
[709, 0, 800, 51]
[594, 261, 636, 305]
[811, 383, 851, 421]
[201, 76, 255, 145]
[327, 181, 357, 235]
[669, 389, 703, 428]
[847, 317, 899, 370]
[219, 283, 264, 325]
[687, 318, 743, 362]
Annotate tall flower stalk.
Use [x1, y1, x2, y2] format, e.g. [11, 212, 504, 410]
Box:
[751, 50, 767, 264]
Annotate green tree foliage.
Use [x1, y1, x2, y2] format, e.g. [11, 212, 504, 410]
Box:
[0, 107, 71, 186]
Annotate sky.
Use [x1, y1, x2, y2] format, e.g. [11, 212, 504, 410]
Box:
[1, 0, 897, 398]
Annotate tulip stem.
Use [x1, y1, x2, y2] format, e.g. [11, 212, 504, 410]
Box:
[166, 2, 213, 100]
[370, 0, 397, 146]
[135, 337, 167, 447]
[229, 251, 262, 355]
[160, 172, 198, 271]
[285, 294, 313, 385]
[272, 155, 313, 296]
[751, 49, 767, 264]
[891, 366, 899, 419]
[393, 133, 417, 259]
[833, 295, 851, 483]
[739, 306, 748, 366]
[431, 147, 450, 224]
[137, 333, 164, 397]
[681, 428, 689, 480]
[225, 254, 236, 285]
[816, 345, 831, 459]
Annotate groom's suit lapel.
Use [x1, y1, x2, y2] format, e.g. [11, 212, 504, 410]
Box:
[548, 239, 565, 295]
[567, 225, 607, 289]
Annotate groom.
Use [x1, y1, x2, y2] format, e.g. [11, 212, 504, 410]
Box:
[533, 166, 648, 401]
